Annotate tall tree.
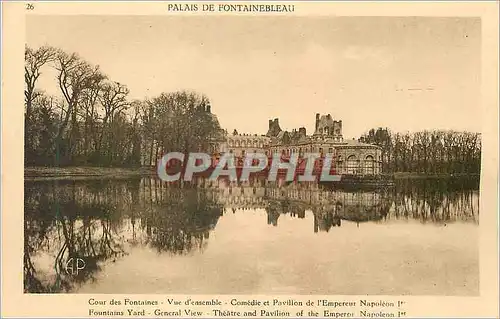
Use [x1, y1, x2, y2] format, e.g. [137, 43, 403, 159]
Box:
[53, 50, 106, 164]
[359, 128, 481, 175]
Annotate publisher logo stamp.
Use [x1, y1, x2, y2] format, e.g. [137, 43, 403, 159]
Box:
[65, 258, 86, 276]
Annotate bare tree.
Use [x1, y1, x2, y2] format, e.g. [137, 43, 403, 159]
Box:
[25, 45, 56, 120]
[359, 128, 481, 175]
[99, 81, 130, 124]
[53, 50, 106, 163]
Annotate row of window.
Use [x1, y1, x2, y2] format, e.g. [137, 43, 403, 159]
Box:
[227, 140, 268, 148]
[345, 157, 377, 174]
[269, 147, 335, 155]
[317, 127, 341, 135]
[224, 149, 379, 162]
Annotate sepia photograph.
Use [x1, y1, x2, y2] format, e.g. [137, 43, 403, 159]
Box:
[23, 14, 483, 298]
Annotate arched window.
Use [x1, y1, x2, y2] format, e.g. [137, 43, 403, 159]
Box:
[365, 155, 375, 175]
[347, 155, 358, 174]
[336, 155, 343, 172]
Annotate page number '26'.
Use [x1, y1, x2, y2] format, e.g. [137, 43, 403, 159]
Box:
[26, 3, 34, 10]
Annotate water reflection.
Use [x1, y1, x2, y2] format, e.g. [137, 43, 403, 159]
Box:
[24, 177, 479, 293]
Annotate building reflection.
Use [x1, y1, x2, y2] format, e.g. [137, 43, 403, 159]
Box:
[208, 179, 390, 232]
[23, 176, 479, 293]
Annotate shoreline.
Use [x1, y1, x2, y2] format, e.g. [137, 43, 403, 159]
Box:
[389, 172, 480, 180]
[24, 166, 156, 180]
[24, 166, 480, 181]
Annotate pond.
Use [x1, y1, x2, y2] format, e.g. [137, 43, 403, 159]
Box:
[24, 177, 479, 295]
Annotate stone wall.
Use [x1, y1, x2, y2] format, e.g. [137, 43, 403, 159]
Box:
[221, 134, 271, 156]
[335, 146, 382, 175]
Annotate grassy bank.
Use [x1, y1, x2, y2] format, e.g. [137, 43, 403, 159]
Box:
[389, 172, 480, 180]
[25, 166, 156, 180]
[25, 166, 480, 181]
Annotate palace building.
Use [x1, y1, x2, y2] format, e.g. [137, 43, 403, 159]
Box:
[220, 113, 382, 176]
[218, 130, 271, 157]
[265, 113, 382, 175]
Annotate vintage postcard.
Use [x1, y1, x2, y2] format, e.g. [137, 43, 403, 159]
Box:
[1, 1, 499, 318]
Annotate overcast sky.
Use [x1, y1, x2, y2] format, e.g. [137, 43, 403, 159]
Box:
[27, 16, 481, 138]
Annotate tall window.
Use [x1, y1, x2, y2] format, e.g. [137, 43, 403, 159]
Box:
[364, 155, 375, 175]
[337, 155, 343, 173]
[347, 155, 358, 174]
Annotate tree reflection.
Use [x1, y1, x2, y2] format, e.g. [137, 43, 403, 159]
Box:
[24, 180, 131, 293]
[24, 176, 479, 293]
[390, 178, 479, 223]
[140, 187, 223, 254]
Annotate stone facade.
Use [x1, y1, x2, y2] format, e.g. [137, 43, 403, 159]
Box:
[219, 113, 382, 176]
[218, 131, 271, 157]
[314, 113, 343, 142]
[265, 113, 382, 175]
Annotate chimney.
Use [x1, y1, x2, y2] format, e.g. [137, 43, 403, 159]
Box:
[269, 119, 273, 129]
[315, 113, 320, 130]
[206, 103, 211, 113]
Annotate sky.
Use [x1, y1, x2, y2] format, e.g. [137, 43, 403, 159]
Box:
[27, 16, 481, 139]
